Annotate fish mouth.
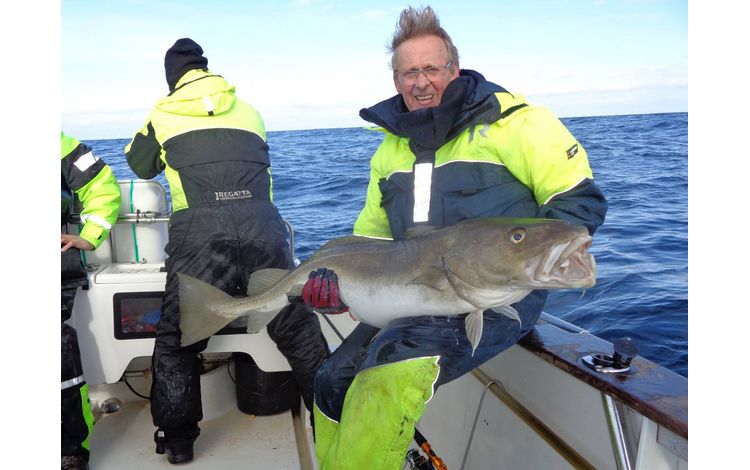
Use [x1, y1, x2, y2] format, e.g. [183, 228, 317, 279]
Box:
[532, 234, 596, 288]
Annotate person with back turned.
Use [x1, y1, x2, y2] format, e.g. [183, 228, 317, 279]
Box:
[125, 38, 330, 464]
[301, 6, 608, 469]
[61, 131, 121, 470]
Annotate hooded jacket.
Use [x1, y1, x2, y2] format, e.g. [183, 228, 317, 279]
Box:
[61, 132, 120, 248]
[354, 70, 607, 240]
[125, 69, 273, 212]
[61, 132, 121, 287]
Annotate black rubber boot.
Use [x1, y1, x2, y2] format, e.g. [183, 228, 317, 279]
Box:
[166, 440, 194, 464]
[154, 429, 166, 454]
[61, 455, 89, 470]
[155, 429, 194, 464]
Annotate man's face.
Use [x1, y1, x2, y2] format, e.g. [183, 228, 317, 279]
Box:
[393, 35, 460, 111]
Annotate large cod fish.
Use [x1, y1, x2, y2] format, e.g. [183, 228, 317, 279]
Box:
[178, 217, 596, 352]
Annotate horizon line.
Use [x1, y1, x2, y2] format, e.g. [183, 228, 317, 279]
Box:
[79, 110, 688, 141]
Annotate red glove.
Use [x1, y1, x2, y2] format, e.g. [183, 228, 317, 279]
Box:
[301, 268, 349, 314]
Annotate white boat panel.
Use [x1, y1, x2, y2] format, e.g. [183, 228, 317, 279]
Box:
[95, 263, 167, 284]
[635, 419, 688, 470]
[480, 344, 617, 469]
[417, 371, 577, 469]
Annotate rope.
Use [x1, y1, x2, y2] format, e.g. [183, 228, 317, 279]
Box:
[124, 375, 150, 400]
[129, 180, 140, 263]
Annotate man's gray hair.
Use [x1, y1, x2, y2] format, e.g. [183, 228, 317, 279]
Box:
[388, 5, 460, 71]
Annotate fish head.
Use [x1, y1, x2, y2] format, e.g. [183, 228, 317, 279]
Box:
[463, 218, 596, 290]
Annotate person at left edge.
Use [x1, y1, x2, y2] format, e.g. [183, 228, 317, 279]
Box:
[124, 38, 330, 465]
[61, 131, 121, 470]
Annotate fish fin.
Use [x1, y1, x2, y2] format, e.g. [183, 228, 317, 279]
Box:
[348, 309, 361, 322]
[465, 310, 484, 356]
[178, 273, 241, 347]
[244, 317, 281, 334]
[491, 305, 522, 327]
[442, 258, 482, 308]
[318, 235, 379, 250]
[304, 236, 389, 264]
[245, 312, 278, 333]
[404, 225, 438, 239]
[407, 266, 450, 291]
[248, 268, 290, 297]
[244, 296, 294, 334]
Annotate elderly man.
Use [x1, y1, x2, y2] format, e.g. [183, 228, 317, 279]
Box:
[303, 6, 608, 469]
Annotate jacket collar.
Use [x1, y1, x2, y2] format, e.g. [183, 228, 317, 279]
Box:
[359, 69, 506, 150]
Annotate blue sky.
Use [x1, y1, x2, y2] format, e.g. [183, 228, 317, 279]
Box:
[61, 0, 687, 139]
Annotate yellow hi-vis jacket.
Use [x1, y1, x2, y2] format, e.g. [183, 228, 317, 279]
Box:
[61, 132, 121, 249]
[354, 73, 607, 241]
[125, 69, 273, 212]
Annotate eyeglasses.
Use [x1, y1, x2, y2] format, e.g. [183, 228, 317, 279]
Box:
[395, 61, 453, 84]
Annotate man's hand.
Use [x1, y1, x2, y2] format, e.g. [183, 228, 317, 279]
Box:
[61, 233, 95, 252]
[301, 268, 349, 314]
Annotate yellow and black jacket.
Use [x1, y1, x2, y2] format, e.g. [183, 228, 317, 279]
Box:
[125, 69, 273, 211]
[61, 131, 120, 290]
[354, 69, 607, 240]
[61, 132, 120, 249]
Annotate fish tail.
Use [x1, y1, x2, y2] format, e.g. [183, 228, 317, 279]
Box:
[178, 273, 242, 346]
[242, 294, 294, 334]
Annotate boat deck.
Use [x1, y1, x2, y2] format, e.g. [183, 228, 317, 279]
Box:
[87, 366, 317, 469]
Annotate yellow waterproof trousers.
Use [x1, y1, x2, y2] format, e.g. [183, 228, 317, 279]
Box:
[314, 356, 440, 470]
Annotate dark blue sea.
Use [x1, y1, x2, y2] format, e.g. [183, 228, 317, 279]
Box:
[85, 112, 688, 377]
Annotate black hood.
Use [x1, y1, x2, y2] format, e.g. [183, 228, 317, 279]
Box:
[359, 69, 506, 150]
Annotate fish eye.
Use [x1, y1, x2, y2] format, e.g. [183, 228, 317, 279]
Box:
[509, 227, 526, 244]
